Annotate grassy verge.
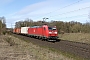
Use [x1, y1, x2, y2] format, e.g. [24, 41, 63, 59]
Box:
[4, 36, 16, 46]
[59, 33, 90, 44]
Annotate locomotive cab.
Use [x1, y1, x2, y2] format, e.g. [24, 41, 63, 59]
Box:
[48, 27, 58, 40]
[42, 25, 58, 41]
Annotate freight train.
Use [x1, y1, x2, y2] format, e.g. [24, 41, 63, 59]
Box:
[13, 24, 59, 41]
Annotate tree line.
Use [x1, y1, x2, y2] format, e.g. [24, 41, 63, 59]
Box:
[15, 18, 90, 33]
[0, 16, 6, 34]
[0, 16, 89, 34]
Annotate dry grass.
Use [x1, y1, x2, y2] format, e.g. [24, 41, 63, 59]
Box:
[0, 35, 74, 60]
[59, 33, 90, 44]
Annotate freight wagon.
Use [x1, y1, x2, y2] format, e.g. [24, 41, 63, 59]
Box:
[13, 28, 16, 33]
[13, 28, 21, 34]
[21, 27, 29, 35]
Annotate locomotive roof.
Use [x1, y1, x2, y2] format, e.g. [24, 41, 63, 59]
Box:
[30, 26, 41, 28]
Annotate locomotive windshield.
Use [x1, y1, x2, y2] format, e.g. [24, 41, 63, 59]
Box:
[48, 27, 56, 30]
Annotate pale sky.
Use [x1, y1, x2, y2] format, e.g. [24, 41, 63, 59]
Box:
[0, 0, 90, 28]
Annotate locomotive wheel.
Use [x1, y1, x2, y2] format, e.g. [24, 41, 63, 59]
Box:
[38, 37, 41, 40]
[41, 37, 45, 41]
[47, 39, 49, 42]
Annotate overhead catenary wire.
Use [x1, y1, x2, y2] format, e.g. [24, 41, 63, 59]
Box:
[34, 0, 83, 20]
[55, 14, 88, 20]
[49, 6, 90, 18]
[44, 0, 83, 15]
[50, 14, 89, 23]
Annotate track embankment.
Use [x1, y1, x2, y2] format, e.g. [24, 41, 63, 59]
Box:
[13, 34, 90, 60]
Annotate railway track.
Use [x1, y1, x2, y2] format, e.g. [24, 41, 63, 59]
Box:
[12, 34, 90, 60]
[55, 40, 90, 59]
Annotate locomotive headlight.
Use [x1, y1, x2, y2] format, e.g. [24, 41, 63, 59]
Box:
[54, 32, 57, 34]
[49, 32, 52, 34]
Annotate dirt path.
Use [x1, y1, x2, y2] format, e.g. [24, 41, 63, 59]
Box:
[0, 35, 73, 60]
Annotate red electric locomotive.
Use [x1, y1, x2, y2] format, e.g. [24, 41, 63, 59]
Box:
[28, 24, 58, 41]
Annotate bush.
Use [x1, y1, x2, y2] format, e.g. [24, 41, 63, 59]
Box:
[2, 31, 6, 35]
